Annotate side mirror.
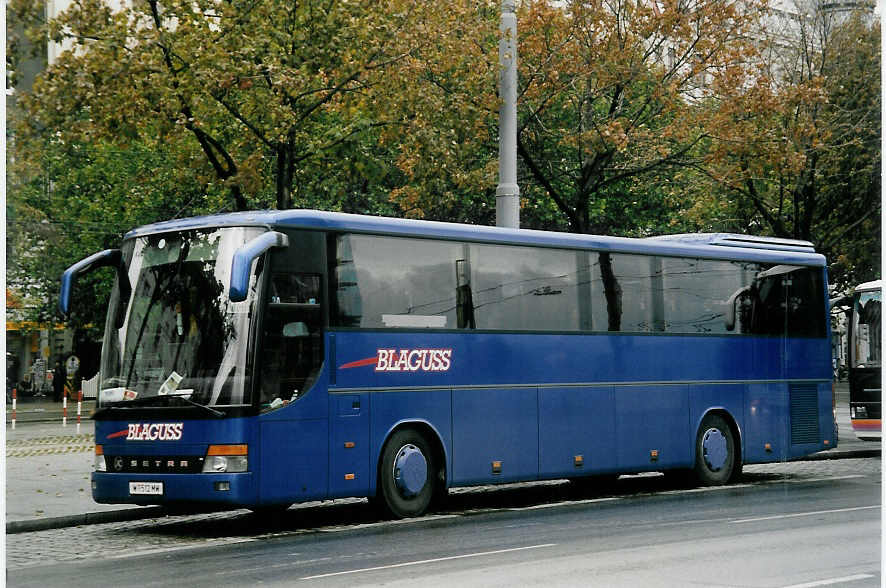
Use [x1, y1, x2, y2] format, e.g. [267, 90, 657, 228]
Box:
[725, 285, 751, 331]
[229, 231, 289, 302]
[59, 249, 131, 317]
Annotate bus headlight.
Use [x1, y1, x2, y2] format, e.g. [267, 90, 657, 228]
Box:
[95, 445, 107, 472]
[202, 445, 248, 473]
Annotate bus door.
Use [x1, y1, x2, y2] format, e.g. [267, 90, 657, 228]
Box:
[257, 230, 330, 504]
[329, 387, 371, 498]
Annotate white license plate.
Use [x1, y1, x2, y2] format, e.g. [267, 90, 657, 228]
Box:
[129, 481, 164, 496]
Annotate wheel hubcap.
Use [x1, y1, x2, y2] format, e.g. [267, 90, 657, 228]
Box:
[393, 444, 427, 498]
[702, 428, 728, 471]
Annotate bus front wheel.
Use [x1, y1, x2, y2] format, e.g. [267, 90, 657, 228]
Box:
[378, 429, 436, 518]
[694, 414, 739, 485]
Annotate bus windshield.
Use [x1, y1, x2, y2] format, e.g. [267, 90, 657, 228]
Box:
[99, 227, 264, 408]
[852, 289, 882, 369]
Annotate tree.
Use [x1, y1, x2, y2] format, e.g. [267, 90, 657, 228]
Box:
[5, 131, 220, 330]
[388, 0, 769, 235]
[13, 0, 437, 212]
[815, 13, 880, 286]
[695, 7, 880, 287]
[7, 0, 446, 323]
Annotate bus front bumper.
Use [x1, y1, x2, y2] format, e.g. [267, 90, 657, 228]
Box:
[92, 471, 257, 507]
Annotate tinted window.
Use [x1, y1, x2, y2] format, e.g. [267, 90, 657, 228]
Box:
[470, 244, 582, 331]
[607, 254, 659, 333]
[332, 234, 463, 329]
[734, 265, 826, 338]
[786, 266, 827, 337]
[660, 258, 757, 335]
[590, 254, 752, 334]
[331, 233, 826, 338]
[259, 274, 323, 408]
[852, 291, 882, 367]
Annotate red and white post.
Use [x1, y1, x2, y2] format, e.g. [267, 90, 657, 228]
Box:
[11, 388, 17, 430]
[63, 389, 68, 427]
[76, 390, 83, 433]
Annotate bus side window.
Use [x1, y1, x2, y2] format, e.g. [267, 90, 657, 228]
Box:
[271, 274, 320, 304]
[739, 266, 826, 338]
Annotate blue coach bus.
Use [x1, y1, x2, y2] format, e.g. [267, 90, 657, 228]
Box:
[60, 210, 835, 517]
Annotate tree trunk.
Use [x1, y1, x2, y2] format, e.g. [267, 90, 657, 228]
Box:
[599, 252, 622, 332]
[276, 143, 294, 210]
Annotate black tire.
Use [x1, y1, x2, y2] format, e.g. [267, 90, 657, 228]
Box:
[694, 414, 739, 485]
[377, 429, 437, 518]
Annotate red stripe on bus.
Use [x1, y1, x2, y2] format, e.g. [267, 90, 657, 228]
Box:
[851, 419, 881, 431]
[107, 429, 129, 439]
[339, 357, 378, 370]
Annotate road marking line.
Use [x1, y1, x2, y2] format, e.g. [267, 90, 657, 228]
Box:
[659, 484, 755, 495]
[511, 497, 622, 510]
[729, 505, 880, 524]
[215, 557, 334, 576]
[7, 446, 94, 457]
[6, 434, 92, 446]
[299, 543, 558, 580]
[106, 537, 257, 560]
[317, 514, 460, 533]
[780, 573, 875, 588]
[773, 475, 866, 484]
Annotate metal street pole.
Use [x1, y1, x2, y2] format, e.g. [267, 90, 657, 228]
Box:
[496, 0, 519, 229]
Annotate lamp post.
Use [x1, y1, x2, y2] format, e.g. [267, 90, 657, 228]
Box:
[496, 0, 519, 229]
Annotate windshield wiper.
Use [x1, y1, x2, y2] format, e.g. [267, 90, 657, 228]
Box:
[166, 392, 225, 418]
[96, 393, 225, 418]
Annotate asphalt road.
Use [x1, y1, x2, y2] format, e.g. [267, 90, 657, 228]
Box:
[7, 457, 881, 588]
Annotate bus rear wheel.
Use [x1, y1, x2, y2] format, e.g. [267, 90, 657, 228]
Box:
[378, 429, 437, 518]
[694, 414, 738, 485]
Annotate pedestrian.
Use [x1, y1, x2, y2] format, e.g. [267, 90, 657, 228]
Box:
[53, 359, 66, 402]
[18, 374, 32, 397]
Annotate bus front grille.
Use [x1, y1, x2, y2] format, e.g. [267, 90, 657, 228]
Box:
[105, 454, 206, 474]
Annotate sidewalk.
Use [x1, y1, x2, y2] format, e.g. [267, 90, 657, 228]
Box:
[5, 387, 881, 534]
[5, 421, 165, 533]
[6, 397, 171, 533]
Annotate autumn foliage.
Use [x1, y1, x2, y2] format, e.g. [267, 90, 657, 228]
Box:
[6, 0, 879, 326]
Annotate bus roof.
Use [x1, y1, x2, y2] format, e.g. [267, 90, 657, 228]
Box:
[855, 280, 882, 293]
[645, 233, 815, 253]
[124, 209, 827, 266]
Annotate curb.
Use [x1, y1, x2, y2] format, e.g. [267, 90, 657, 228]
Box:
[794, 448, 881, 461]
[6, 448, 880, 535]
[6, 506, 167, 534]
